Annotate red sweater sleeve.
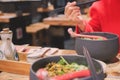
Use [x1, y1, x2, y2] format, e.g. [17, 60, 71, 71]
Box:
[75, 21, 94, 34]
[76, 1, 102, 33]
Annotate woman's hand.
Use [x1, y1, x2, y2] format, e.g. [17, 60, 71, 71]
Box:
[64, 1, 81, 22]
[64, 1, 84, 28]
[64, 1, 86, 32]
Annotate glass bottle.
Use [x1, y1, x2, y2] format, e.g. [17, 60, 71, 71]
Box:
[0, 28, 18, 60]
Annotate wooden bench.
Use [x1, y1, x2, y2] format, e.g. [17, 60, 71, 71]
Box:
[26, 22, 50, 46]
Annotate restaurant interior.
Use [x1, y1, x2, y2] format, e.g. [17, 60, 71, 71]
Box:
[0, 0, 91, 49]
[0, 0, 120, 80]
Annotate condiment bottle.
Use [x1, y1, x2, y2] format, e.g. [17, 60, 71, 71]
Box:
[0, 28, 18, 60]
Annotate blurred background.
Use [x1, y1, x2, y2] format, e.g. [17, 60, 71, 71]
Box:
[0, 0, 93, 49]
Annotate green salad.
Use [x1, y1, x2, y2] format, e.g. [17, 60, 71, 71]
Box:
[45, 56, 88, 77]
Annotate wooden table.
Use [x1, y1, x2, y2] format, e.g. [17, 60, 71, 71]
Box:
[0, 13, 29, 23]
[43, 14, 90, 26]
[43, 14, 76, 26]
[26, 23, 50, 45]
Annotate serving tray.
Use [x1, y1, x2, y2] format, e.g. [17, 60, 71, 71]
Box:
[0, 59, 31, 75]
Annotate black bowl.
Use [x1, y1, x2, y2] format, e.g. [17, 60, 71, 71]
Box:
[30, 55, 105, 80]
[75, 32, 119, 62]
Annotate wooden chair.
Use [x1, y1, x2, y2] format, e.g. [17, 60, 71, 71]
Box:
[26, 22, 50, 46]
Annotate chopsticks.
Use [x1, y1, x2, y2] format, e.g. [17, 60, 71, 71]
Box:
[83, 46, 99, 80]
[50, 0, 96, 14]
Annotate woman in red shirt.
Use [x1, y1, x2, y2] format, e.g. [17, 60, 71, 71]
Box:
[65, 0, 120, 39]
[65, 0, 120, 61]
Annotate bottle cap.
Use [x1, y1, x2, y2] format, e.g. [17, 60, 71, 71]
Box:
[0, 28, 12, 34]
